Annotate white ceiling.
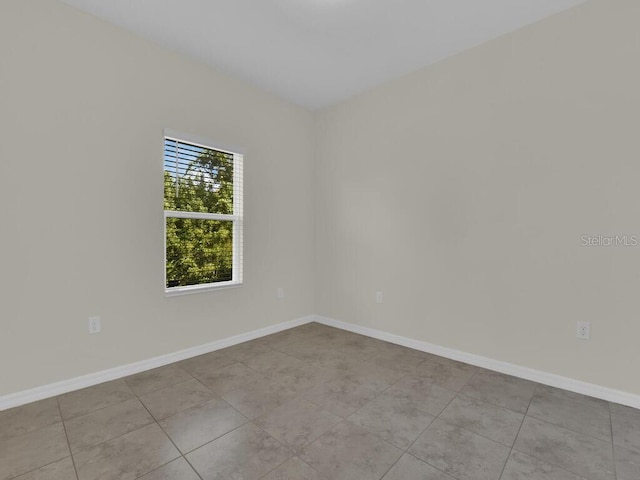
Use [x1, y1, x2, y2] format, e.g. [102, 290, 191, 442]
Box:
[60, 0, 586, 110]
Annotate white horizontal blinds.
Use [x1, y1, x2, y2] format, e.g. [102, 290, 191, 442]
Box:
[164, 137, 235, 215]
[164, 136, 243, 289]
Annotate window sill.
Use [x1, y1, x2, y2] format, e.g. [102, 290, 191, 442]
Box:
[164, 281, 242, 297]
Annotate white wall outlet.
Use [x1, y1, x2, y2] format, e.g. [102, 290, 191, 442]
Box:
[375, 291, 383, 304]
[576, 321, 590, 340]
[277, 287, 284, 299]
[89, 316, 101, 334]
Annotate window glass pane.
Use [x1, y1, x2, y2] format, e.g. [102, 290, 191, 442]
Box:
[164, 138, 234, 215]
[166, 218, 233, 288]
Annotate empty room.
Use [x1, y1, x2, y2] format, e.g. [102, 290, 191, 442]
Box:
[1, 0, 639, 479]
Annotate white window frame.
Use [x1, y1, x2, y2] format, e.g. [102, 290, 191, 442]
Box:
[163, 129, 244, 297]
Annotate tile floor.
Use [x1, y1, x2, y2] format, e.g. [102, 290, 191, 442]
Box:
[1, 322, 638, 480]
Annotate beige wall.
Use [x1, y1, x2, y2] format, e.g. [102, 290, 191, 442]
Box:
[315, 0, 640, 395]
[0, 0, 315, 396]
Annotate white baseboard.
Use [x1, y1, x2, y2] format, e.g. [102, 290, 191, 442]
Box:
[0, 315, 314, 411]
[4, 313, 639, 411]
[313, 315, 640, 409]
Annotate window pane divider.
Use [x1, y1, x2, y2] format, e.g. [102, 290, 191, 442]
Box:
[164, 210, 239, 222]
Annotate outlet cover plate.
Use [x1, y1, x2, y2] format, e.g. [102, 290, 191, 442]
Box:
[577, 321, 590, 340]
[89, 316, 101, 334]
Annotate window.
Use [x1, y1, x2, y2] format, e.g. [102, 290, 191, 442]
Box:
[163, 131, 243, 295]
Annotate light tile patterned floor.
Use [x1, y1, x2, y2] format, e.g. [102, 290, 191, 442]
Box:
[1, 322, 638, 480]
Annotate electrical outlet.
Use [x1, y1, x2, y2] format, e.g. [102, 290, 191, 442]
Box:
[375, 291, 383, 304]
[89, 316, 101, 334]
[277, 287, 284, 299]
[576, 321, 590, 340]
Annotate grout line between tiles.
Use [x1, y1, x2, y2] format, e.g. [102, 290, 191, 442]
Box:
[134, 396, 196, 479]
[5, 457, 72, 480]
[290, 455, 327, 479]
[136, 457, 198, 480]
[249, 422, 296, 480]
[508, 390, 617, 479]
[58, 384, 137, 421]
[524, 411, 614, 445]
[375, 450, 405, 480]
[507, 412, 615, 480]
[411, 451, 460, 480]
[609, 401, 618, 480]
[496, 383, 535, 480]
[60, 421, 156, 457]
[519, 412, 615, 446]
[57, 397, 80, 480]
[402, 378, 461, 454]
[454, 391, 529, 419]
[397, 366, 510, 480]
[139, 381, 218, 423]
[435, 395, 522, 449]
[181, 455, 205, 480]
[124, 365, 197, 397]
[509, 445, 605, 480]
[158, 403, 250, 458]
